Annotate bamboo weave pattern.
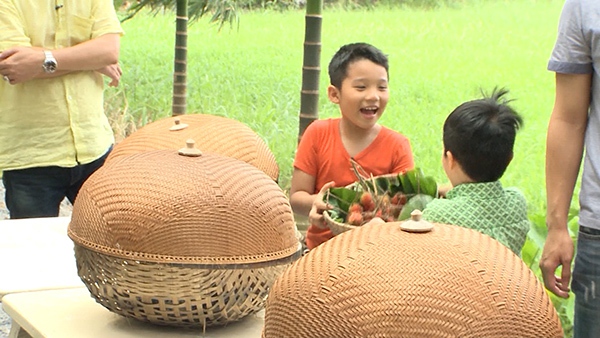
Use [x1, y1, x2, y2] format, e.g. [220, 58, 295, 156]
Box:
[75, 245, 288, 327]
[69, 150, 298, 264]
[263, 222, 563, 337]
[68, 149, 299, 327]
[106, 114, 279, 181]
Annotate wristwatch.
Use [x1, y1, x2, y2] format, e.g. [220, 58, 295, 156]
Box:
[42, 50, 57, 73]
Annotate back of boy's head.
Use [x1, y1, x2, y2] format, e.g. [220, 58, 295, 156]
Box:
[328, 42, 389, 89]
[443, 88, 523, 182]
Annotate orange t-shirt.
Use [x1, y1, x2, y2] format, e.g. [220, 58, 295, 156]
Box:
[294, 118, 414, 249]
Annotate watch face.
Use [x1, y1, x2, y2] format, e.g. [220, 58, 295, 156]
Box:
[43, 60, 57, 73]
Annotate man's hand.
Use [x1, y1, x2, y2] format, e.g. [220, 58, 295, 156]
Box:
[96, 63, 122, 87]
[539, 228, 574, 298]
[308, 181, 335, 229]
[0, 47, 44, 84]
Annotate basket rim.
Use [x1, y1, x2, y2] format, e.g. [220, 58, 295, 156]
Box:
[68, 229, 303, 267]
[323, 210, 359, 236]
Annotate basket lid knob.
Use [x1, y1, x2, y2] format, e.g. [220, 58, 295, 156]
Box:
[178, 139, 203, 157]
[170, 117, 189, 131]
[400, 209, 433, 233]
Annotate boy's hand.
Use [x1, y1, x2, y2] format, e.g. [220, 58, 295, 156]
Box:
[437, 183, 453, 198]
[308, 181, 335, 229]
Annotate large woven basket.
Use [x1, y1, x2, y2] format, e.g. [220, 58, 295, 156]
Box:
[263, 220, 563, 337]
[68, 146, 300, 327]
[106, 114, 279, 181]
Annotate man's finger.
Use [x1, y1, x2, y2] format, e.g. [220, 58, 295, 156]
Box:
[0, 48, 18, 60]
[559, 260, 572, 293]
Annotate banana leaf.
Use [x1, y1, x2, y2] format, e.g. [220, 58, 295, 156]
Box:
[362, 174, 401, 195]
[402, 168, 438, 198]
[324, 187, 360, 221]
[398, 193, 434, 220]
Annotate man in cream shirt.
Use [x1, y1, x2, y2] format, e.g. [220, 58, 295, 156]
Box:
[0, 0, 124, 219]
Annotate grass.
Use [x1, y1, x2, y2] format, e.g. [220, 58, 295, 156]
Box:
[107, 1, 575, 335]
[110, 0, 567, 216]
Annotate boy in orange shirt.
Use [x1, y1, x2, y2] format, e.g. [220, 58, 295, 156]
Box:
[289, 42, 414, 249]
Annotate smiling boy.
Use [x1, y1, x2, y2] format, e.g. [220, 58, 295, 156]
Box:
[289, 42, 414, 249]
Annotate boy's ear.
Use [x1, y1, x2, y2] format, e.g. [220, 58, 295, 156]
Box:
[445, 150, 457, 169]
[327, 85, 341, 104]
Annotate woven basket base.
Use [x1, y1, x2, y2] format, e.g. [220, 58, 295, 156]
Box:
[324, 211, 358, 236]
[75, 245, 288, 328]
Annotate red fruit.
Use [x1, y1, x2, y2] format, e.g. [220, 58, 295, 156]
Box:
[391, 205, 402, 219]
[360, 192, 373, 207]
[362, 211, 375, 223]
[391, 193, 407, 206]
[382, 206, 391, 218]
[399, 193, 408, 205]
[360, 192, 376, 212]
[348, 203, 363, 214]
[347, 211, 364, 226]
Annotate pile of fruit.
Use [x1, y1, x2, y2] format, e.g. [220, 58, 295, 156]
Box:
[324, 167, 437, 227]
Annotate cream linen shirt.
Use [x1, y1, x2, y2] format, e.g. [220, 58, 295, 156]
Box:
[0, 0, 124, 171]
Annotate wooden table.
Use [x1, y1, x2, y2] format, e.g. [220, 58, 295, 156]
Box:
[0, 217, 83, 300]
[3, 288, 265, 338]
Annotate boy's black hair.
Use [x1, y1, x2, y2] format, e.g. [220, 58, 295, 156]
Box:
[443, 88, 523, 182]
[328, 42, 389, 89]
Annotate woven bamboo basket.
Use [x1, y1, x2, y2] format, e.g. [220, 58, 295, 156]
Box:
[323, 174, 398, 236]
[263, 219, 563, 337]
[324, 210, 358, 236]
[323, 171, 436, 236]
[68, 144, 300, 328]
[106, 114, 279, 181]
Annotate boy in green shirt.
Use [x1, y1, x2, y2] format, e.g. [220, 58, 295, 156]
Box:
[422, 88, 530, 255]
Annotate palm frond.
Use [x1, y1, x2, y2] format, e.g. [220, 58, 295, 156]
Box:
[121, 0, 239, 30]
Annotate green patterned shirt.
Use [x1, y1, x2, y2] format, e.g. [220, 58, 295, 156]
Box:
[422, 181, 530, 255]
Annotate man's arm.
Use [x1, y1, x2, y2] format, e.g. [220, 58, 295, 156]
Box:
[540, 72, 591, 298]
[0, 33, 120, 84]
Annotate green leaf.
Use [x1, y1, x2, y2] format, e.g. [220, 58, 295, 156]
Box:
[567, 215, 579, 238]
[373, 175, 390, 194]
[406, 168, 421, 192]
[399, 172, 414, 194]
[419, 175, 438, 197]
[388, 174, 403, 195]
[526, 212, 548, 250]
[324, 187, 359, 214]
[398, 194, 434, 220]
[326, 209, 344, 222]
[520, 238, 541, 271]
[364, 175, 401, 195]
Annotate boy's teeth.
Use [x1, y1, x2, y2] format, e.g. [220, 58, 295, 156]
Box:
[361, 107, 377, 114]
